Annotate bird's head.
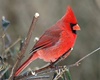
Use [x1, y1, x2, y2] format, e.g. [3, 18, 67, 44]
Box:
[62, 6, 80, 34]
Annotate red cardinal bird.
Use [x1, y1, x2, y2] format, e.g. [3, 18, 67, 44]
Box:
[15, 6, 80, 76]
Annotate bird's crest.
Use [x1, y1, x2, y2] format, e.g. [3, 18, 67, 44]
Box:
[62, 6, 77, 24]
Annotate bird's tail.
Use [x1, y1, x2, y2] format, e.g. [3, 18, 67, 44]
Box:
[14, 53, 38, 76]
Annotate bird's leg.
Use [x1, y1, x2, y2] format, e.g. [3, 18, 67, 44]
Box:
[51, 48, 73, 65]
[61, 48, 73, 60]
[35, 48, 73, 74]
[45, 48, 73, 70]
[37, 47, 72, 76]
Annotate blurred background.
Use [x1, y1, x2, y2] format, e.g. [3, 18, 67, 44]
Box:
[0, 0, 100, 80]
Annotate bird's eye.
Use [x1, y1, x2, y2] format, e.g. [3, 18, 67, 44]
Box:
[70, 23, 76, 27]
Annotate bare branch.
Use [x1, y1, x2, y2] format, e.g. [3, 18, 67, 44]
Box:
[3, 37, 21, 54]
[68, 46, 100, 68]
[0, 65, 11, 79]
[8, 13, 39, 80]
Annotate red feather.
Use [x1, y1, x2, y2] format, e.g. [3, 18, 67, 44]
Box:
[15, 6, 80, 76]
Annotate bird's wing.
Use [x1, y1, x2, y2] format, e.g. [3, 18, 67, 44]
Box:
[30, 28, 62, 53]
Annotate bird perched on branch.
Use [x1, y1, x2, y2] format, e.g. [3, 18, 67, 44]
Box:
[15, 6, 80, 76]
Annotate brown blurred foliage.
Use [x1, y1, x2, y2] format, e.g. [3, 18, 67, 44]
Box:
[0, 0, 100, 80]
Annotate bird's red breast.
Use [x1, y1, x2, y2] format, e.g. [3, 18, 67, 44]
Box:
[35, 22, 77, 62]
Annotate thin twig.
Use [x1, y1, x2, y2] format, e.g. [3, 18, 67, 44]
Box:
[26, 75, 49, 80]
[2, 37, 21, 54]
[1, 30, 6, 57]
[15, 46, 100, 80]
[8, 13, 39, 80]
[68, 46, 100, 68]
[0, 65, 11, 79]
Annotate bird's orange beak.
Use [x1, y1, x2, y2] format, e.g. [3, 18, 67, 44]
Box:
[73, 24, 80, 30]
